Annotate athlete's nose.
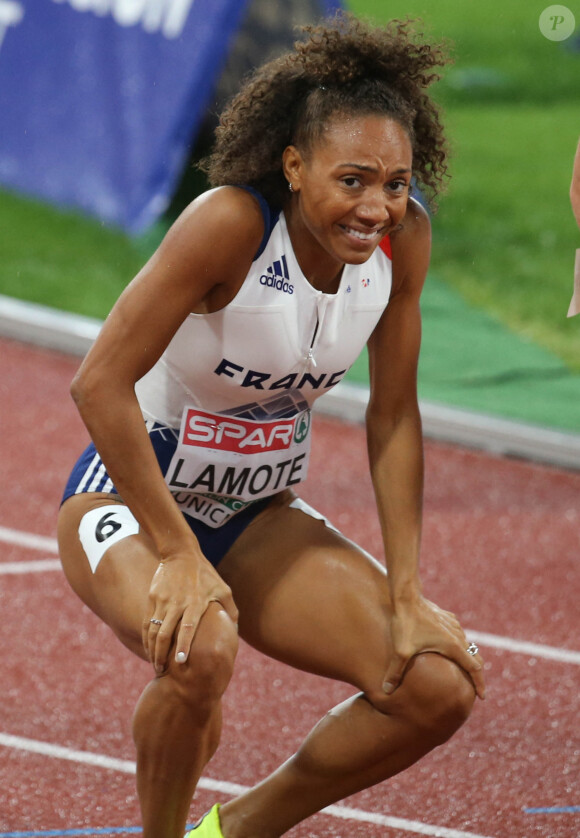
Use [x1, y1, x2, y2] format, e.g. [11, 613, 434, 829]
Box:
[355, 187, 390, 226]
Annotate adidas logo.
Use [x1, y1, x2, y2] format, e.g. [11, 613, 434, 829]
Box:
[259, 254, 294, 295]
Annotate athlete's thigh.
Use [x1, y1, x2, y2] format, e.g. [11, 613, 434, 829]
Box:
[58, 493, 159, 659]
[218, 497, 393, 693]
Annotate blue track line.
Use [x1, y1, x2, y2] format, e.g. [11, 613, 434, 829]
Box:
[0, 825, 198, 837]
[525, 806, 580, 814]
[0, 829, 142, 837]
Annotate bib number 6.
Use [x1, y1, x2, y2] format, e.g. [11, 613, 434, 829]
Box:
[78, 504, 140, 573]
[95, 511, 123, 542]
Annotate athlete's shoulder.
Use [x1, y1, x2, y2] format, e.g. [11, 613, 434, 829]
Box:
[180, 185, 268, 254]
[393, 196, 431, 245]
[389, 197, 431, 260]
[141, 186, 270, 305]
[153, 188, 265, 266]
[388, 197, 431, 296]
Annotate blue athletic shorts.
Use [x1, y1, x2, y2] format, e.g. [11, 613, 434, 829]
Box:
[61, 425, 273, 567]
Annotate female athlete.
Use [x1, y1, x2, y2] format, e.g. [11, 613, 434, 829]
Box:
[58, 14, 485, 838]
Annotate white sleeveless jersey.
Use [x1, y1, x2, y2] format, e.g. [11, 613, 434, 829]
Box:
[135, 204, 393, 527]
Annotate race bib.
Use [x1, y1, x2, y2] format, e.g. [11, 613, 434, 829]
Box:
[165, 406, 312, 528]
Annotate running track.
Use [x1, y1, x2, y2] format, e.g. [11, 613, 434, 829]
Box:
[1, 337, 579, 838]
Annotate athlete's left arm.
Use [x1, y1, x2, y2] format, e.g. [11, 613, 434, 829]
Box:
[366, 198, 485, 700]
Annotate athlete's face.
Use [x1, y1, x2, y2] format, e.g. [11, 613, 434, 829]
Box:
[283, 114, 413, 286]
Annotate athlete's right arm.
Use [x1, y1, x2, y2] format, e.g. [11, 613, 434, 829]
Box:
[69, 187, 264, 671]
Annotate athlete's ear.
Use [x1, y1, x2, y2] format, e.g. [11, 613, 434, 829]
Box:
[282, 145, 304, 193]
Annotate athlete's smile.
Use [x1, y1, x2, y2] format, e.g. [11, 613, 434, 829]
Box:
[339, 224, 385, 243]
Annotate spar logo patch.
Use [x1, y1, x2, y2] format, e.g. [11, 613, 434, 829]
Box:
[182, 407, 304, 453]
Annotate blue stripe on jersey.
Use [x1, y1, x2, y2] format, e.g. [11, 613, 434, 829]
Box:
[236, 185, 281, 260]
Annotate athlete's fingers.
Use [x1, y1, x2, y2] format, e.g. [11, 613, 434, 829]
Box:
[175, 621, 197, 664]
[174, 598, 239, 665]
[143, 614, 163, 663]
[448, 629, 486, 700]
[153, 613, 180, 673]
[438, 638, 486, 701]
[462, 649, 486, 700]
[142, 616, 149, 657]
[469, 664, 486, 700]
[431, 605, 461, 632]
[382, 649, 411, 695]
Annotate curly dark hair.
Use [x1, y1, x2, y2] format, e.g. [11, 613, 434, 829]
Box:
[200, 13, 451, 211]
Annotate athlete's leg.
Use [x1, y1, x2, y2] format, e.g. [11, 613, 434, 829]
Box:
[216, 497, 476, 837]
[58, 494, 239, 838]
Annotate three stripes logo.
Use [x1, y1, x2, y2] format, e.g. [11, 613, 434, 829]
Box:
[259, 254, 294, 295]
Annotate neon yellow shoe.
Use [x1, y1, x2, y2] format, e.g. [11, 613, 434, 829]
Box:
[185, 804, 224, 837]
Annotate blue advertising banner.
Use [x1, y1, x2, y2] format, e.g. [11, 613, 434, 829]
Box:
[0, 0, 342, 233]
[0, 0, 255, 232]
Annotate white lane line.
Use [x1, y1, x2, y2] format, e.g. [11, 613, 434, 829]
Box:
[0, 526, 58, 553]
[0, 733, 496, 838]
[2, 527, 580, 666]
[0, 559, 62, 574]
[0, 733, 136, 775]
[466, 629, 580, 665]
[0, 526, 60, 574]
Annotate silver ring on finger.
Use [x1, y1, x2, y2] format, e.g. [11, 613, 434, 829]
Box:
[150, 618, 163, 626]
[466, 642, 479, 656]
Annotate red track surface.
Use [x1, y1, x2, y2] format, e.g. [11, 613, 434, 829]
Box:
[1, 336, 579, 838]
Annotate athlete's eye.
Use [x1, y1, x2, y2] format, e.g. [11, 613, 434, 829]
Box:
[387, 179, 410, 194]
[341, 176, 362, 188]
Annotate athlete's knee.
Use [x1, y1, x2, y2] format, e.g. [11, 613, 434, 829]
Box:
[165, 609, 238, 711]
[369, 653, 475, 742]
[409, 653, 475, 735]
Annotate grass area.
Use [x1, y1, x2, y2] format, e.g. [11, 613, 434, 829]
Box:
[348, 0, 580, 104]
[1, 0, 579, 374]
[350, 0, 580, 370]
[0, 188, 144, 319]
[432, 103, 580, 370]
[349, 0, 580, 106]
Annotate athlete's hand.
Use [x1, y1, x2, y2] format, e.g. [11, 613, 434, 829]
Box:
[143, 550, 238, 674]
[382, 595, 485, 700]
